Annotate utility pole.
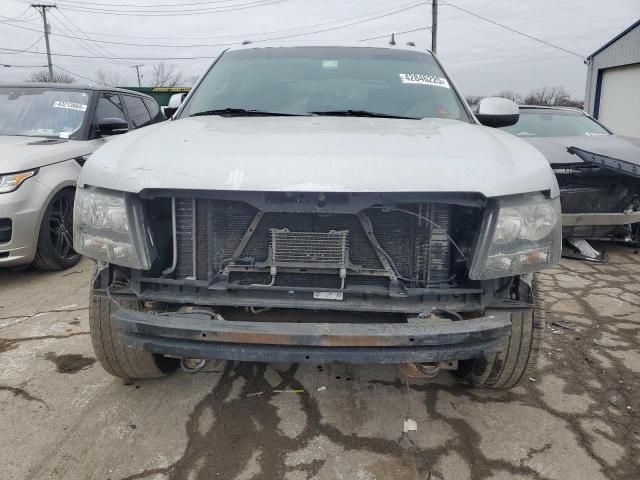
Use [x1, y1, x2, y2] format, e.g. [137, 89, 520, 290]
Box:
[431, 0, 438, 54]
[130, 64, 144, 87]
[32, 4, 56, 81]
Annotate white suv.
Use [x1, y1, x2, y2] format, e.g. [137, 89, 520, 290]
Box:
[75, 44, 560, 388]
[0, 83, 163, 269]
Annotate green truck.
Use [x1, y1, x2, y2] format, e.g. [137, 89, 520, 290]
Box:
[124, 87, 191, 107]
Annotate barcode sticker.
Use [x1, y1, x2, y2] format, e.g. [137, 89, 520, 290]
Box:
[399, 73, 450, 88]
[52, 101, 87, 112]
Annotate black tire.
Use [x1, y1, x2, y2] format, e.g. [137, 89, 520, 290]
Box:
[89, 289, 179, 379]
[32, 188, 81, 270]
[460, 275, 545, 389]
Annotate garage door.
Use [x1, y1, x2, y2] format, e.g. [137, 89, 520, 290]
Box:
[598, 63, 640, 138]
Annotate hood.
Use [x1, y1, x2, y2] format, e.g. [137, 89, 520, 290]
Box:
[0, 135, 95, 173]
[522, 135, 640, 166]
[80, 116, 558, 198]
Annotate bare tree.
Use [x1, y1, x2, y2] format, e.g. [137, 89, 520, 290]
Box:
[95, 69, 126, 87]
[464, 95, 483, 107]
[523, 86, 571, 106]
[150, 62, 184, 87]
[27, 70, 75, 83]
[185, 74, 201, 87]
[558, 98, 585, 109]
[494, 90, 522, 104]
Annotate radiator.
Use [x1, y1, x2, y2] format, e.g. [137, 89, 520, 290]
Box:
[170, 198, 452, 288]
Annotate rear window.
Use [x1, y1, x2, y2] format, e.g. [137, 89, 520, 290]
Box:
[502, 111, 610, 137]
[123, 95, 152, 128]
[143, 98, 160, 120]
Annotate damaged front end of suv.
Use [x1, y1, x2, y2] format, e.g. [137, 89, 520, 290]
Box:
[74, 44, 561, 388]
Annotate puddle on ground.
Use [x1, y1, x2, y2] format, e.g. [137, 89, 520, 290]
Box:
[45, 352, 96, 374]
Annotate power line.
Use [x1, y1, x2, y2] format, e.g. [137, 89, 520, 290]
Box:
[52, 9, 133, 65]
[0, 16, 236, 48]
[1, 1, 429, 53]
[48, 16, 132, 70]
[44, 0, 288, 17]
[54, 64, 104, 84]
[6, 0, 428, 42]
[57, 0, 244, 6]
[1, 34, 43, 54]
[46, 15, 122, 64]
[360, 26, 431, 42]
[0, 6, 34, 22]
[0, 45, 216, 60]
[55, 0, 282, 14]
[2, 63, 48, 67]
[441, 1, 585, 59]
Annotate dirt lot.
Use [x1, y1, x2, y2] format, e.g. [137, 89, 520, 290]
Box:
[1, 245, 638, 480]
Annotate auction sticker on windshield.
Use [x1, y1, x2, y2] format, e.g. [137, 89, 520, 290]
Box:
[52, 101, 87, 112]
[399, 73, 450, 88]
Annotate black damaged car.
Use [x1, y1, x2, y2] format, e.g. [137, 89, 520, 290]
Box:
[502, 105, 640, 260]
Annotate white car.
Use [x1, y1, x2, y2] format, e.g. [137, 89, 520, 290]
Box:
[75, 44, 561, 388]
[0, 83, 163, 269]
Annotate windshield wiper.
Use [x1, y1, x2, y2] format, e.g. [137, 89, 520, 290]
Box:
[190, 108, 308, 117]
[309, 110, 418, 120]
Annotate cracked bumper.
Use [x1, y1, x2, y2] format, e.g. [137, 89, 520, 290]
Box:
[112, 309, 513, 364]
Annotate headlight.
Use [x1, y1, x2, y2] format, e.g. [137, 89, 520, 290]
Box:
[73, 188, 153, 269]
[470, 193, 561, 280]
[0, 169, 37, 194]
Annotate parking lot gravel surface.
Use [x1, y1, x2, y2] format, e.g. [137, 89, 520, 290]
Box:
[1, 244, 638, 480]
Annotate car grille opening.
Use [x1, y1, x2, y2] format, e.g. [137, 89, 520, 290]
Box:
[160, 197, 459, 292]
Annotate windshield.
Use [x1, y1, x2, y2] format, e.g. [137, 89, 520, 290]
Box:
[0, 87, 91, 138]
[502, 110, 611, 137]
[180, 47, 470, 122]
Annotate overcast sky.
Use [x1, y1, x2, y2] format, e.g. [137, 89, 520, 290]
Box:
[1, 0, 639, 98]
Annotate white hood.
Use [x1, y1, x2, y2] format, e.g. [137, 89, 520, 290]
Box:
[0, 136, 95, 173]
[80, 116, 559, 198]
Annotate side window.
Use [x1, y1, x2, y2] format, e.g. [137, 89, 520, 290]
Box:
[123, 95, 152, 129]
[94, 93, 125, 125]
[143, 98, 161, 122]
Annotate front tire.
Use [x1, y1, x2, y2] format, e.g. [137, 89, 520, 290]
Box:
[460, 275, 545, 389]
[89, 289, 179, 379]
[32, 188, 81, 270]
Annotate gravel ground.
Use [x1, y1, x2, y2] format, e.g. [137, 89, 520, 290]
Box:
[0, 245, 638, 480]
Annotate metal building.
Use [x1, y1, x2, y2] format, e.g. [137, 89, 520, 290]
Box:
[584, 19, 640, 138]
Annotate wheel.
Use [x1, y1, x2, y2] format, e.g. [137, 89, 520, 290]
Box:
[32, 188, 81, 270]
[89, 288, 179, 379]
[459, 275, 545, 389]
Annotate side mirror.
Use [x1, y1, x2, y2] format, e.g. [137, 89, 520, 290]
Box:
[475, 97, 519, 128]
[164, 93, 186, 119]
[98, 117, 129, 136]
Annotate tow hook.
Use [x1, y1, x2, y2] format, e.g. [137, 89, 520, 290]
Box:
[181, 358, 207, 373]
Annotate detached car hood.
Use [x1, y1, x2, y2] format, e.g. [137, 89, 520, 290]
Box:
[0, 136, 93, 173]
[80, 116, 558, 198]
[522, 135, 640, 167]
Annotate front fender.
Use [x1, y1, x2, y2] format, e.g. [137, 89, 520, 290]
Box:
[32, 159, 82, 244]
